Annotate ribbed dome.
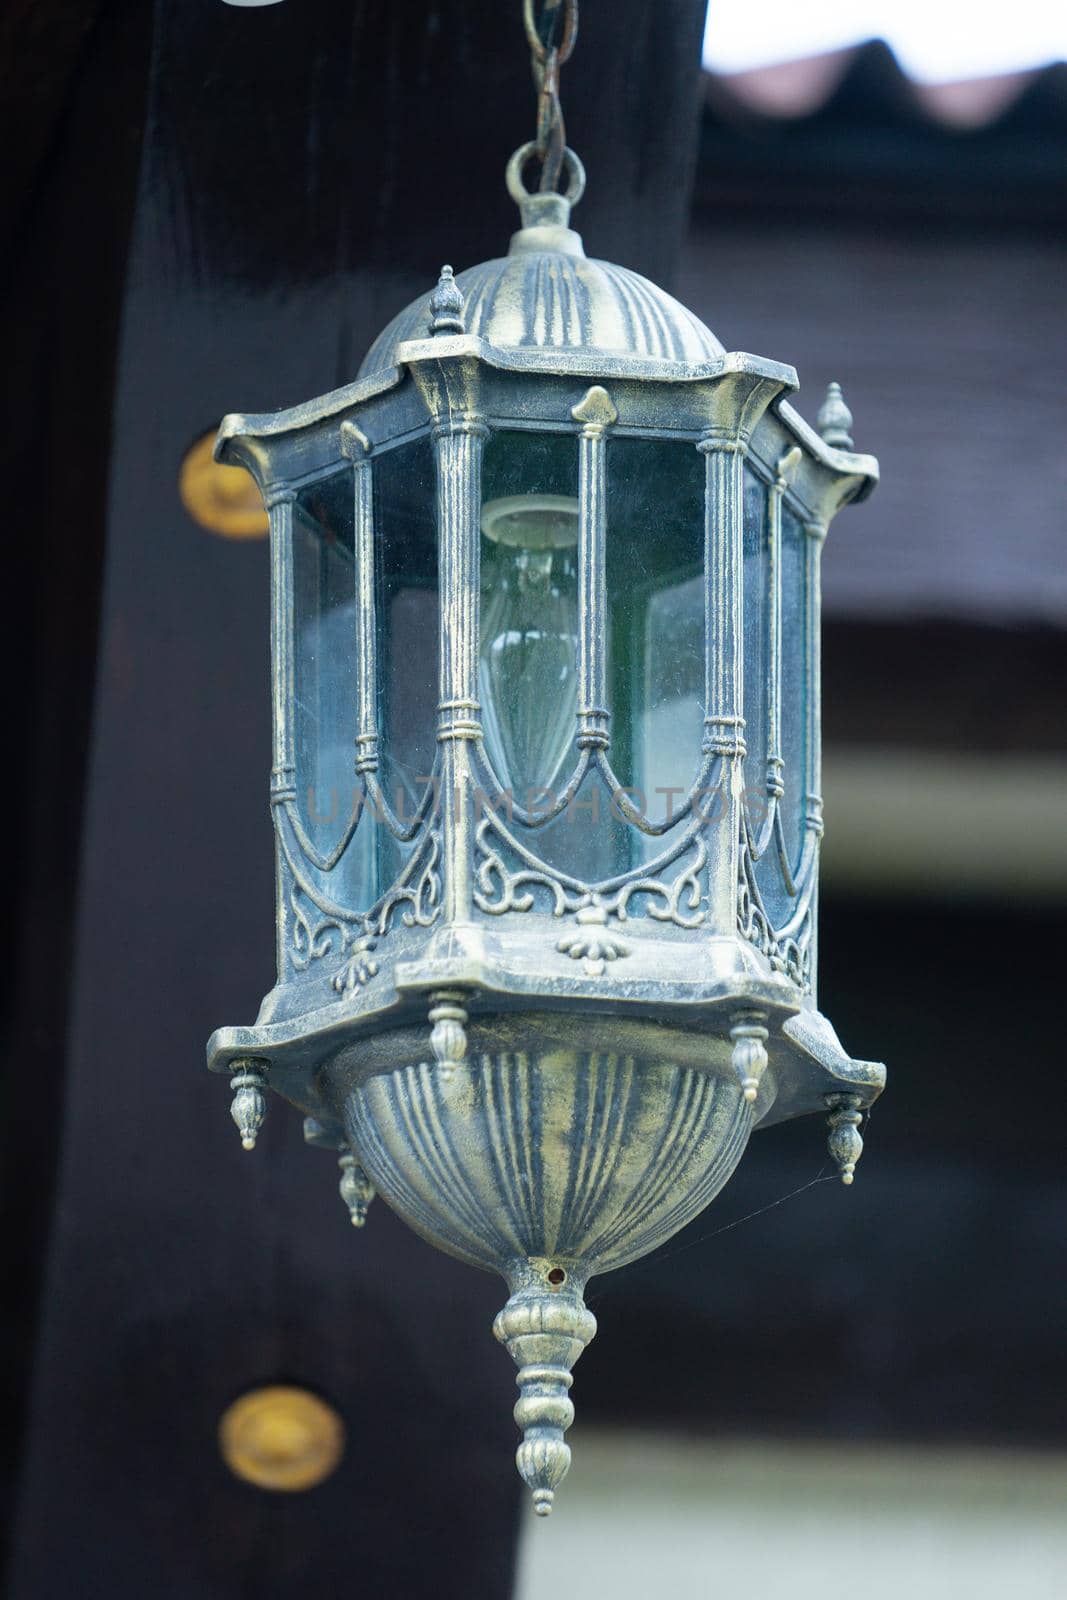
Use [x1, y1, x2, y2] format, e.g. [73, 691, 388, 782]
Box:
[359, 249, 725, 376]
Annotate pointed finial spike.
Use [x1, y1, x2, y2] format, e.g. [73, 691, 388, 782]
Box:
[817, 381, 854, 450]
[429, 264, 465, 335]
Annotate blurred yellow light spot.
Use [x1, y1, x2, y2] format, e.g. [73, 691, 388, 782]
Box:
[219, 1385, 344, 1491]
[179, 431, 268, 539]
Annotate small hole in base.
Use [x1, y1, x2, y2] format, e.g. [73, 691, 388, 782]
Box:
[547, 1267, 566, 1287]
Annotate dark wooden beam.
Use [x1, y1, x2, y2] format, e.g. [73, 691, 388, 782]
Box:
[0, 0, 153, 1568]
[4, 2, 708, 1594]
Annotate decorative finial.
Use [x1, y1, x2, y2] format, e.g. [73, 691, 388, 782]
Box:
[570, 385, 618, 435]
[826, 1094, 864, 1184]
[338, 1149, 376, 1226]
[429, 265, 465, 335]
[730, 1015, 769, 1105]
[230, 1062, 268, 1151]
[429, 990, 468, 1081]
[494, 1272, 597, 1516]
[816, 381, 854, 450]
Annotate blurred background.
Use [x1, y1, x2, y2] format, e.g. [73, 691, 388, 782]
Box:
[1, 2, 1064, 1595]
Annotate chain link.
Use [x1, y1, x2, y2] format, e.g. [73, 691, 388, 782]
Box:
[522, 0, 578, 195]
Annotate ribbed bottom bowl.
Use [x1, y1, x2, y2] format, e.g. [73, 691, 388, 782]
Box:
[342, 1043, 751, 1278]
[333, 1023, 752, 1513]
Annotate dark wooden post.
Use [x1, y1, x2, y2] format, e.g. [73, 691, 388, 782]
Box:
[6, 3, 707, 1594]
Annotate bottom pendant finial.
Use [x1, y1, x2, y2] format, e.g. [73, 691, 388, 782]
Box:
[230, 1062, 268, 1151]
[338, 1148, 376, 1226]
[826, 1093, 865, 1184]
[730, 1013, 769, 1104]
[428, 989, 468, 1082]
[493, 1270, 597, 1515]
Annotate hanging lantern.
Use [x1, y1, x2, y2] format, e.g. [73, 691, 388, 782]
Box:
[208, 0, 885, 1516]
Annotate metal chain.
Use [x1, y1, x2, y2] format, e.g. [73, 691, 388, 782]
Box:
[522, 0, 578, 194]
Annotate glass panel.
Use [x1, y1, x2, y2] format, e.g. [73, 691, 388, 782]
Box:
[476, 431, 705, 889]
[480, 430, 579, 801]
[641, 575, 704, 807]
[608, 436, 706, 871]
[741, 465, 768, 836]
[292, 469, 369, 903]
[778, 502, 808, 871]
[375, 433, 438, 889]
[751, 493, 806, 927]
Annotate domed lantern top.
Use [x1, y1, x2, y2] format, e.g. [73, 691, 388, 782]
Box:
[209, 104, 884, 1515]
[361, 153, 726, 373]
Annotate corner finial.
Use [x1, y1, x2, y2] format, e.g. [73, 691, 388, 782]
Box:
[817, 381, 854, 450]
[429, 990, 468, 1081]
[826, 1094, 864, 1184]
[730, 1014, 769, 1105]
[429, 265, 465, 335]
[338, 1148, 376, 1226]
[230, 1062, 268, 1151]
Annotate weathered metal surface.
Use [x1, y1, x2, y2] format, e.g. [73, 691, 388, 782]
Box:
[208, 145, 885, 1514]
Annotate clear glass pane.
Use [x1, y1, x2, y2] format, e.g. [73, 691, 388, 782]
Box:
[375, 433, 438, 888]
[292, 469, 370, 903]
[779, 502, 808, 871]
[608, 436, 705, 870]
[741, 465, 768, 836]
[480, 430, 579, 801]
[641, 574, 704, 804]
[476, 431, 706, 890]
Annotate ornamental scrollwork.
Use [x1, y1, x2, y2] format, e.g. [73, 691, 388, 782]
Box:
[286, 827, 442, 987]
[737, 832, 811, 991]
[473, 816, 586, 917]
[367, 827, 442, 936]
[289, 881, 355, 971]
[475, 811, 711, 977]
[607, 835, 708, 927]
[473, 812, 710, 934]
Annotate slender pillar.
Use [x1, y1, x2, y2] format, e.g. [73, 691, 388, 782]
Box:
[340, 422, 378, 778]
[267, 484, 298, 800]
[765, 447, 801, 807]
[803, 517, 828, 1000]
[266, 483, 297, 974]
[434, 414, 487, 926]
[697, 430, 746, 931]
[571, 385, 617, 751]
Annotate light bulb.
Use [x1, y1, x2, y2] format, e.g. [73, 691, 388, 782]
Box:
[479, 494, 580, 799]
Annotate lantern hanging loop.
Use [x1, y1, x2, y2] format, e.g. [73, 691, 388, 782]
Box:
[522, 0, 578, 194]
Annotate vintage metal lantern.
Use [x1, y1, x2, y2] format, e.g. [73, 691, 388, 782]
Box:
[208, 3, 885, 1516]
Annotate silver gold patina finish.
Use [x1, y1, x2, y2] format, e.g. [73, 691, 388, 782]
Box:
[207, 0, 884, 1515]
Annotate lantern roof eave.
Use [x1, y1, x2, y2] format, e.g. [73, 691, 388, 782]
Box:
[215, 342, 877, 506]
[776, 397, 879, 501]
[214, 361, 404, 469]
[392, 332, 799, 392]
